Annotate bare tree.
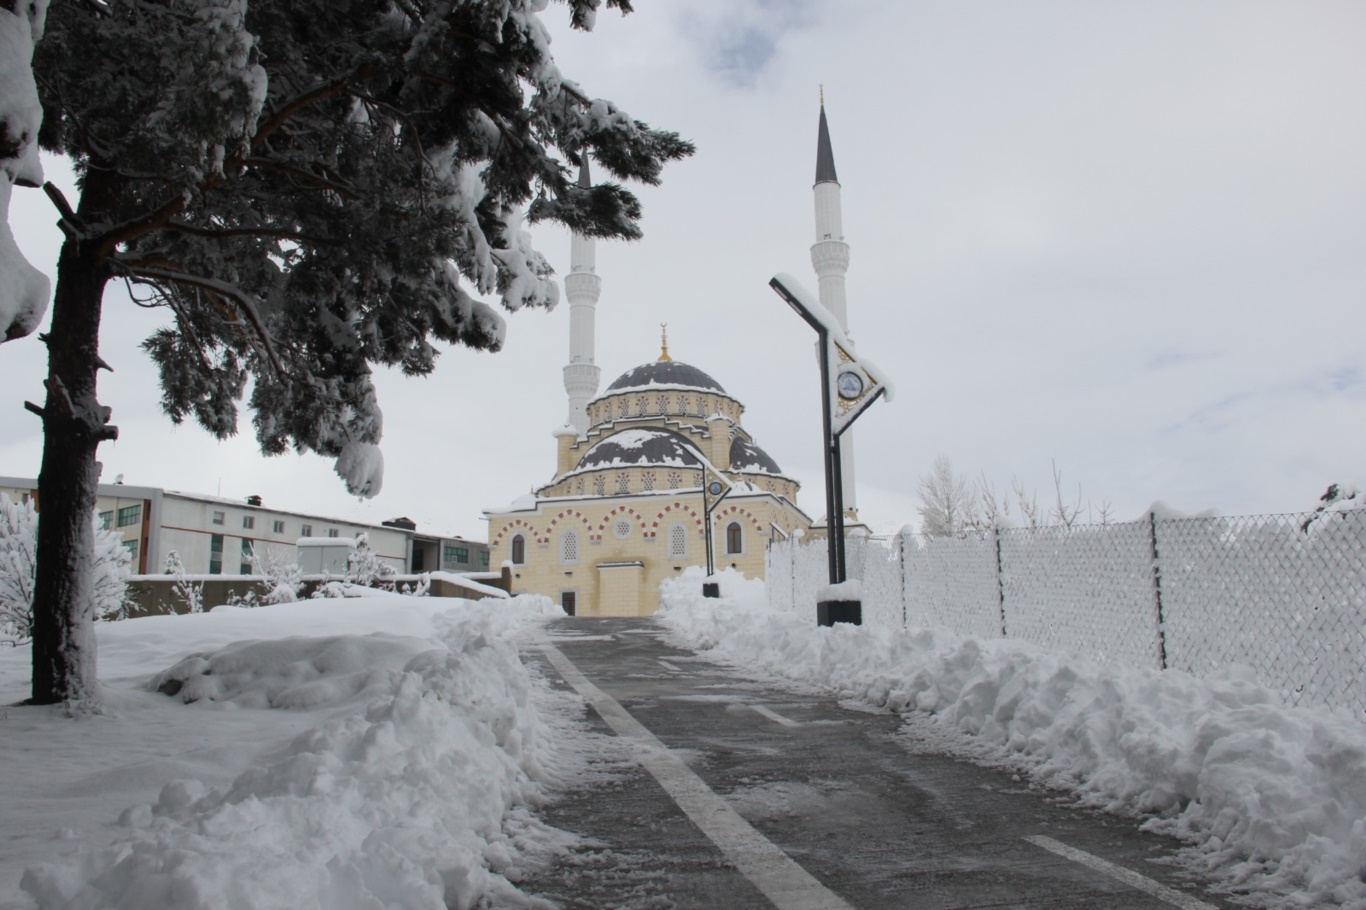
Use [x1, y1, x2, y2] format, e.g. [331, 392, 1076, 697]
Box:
[1050, 459, 1084, 528]
[1012, 476, 1042, 529]
[976, 470, 1019, 530]
[917, 455, 979, 538]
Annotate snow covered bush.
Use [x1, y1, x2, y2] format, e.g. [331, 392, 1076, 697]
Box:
[0, 493, 131, 645]
[164, 550, 204, 614]
[252, 544, 303, 604]
[346, 533, 396, 589]
[1301, 481, 1364, 534]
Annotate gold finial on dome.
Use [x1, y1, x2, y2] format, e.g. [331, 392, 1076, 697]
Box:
[658, 323, 672, 361]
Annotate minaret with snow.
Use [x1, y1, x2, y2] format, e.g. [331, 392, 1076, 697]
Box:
[562, 160, 601, 435]
[811, 92, 858, 516]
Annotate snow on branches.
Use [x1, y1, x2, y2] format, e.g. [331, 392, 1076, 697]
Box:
[0, 0, 49, 343]
[0, 493, 131, 646]
[31, 0, 690, 498]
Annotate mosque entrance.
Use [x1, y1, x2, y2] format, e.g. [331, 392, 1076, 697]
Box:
[560, 591, 577, 617]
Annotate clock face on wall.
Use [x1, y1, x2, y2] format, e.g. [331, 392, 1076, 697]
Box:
[837, 370, 864, 400]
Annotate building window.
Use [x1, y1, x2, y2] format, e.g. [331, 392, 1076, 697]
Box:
[614, 519, 632, 539]
[98, 510, 113, 531]
[617, 400, 628, 418]
[240, 538, 254, 574]
[593, 475, 606, 495]
[272, 520, 285, 534]
[560, 530, 579, 564]
[656, 394, 668, 413]
[667, 524, 688, 560]
[667, 472, 682, 490]
[575, 478, 585, 495]
[242, 515, 255, 530]
[117, 505, 141, 527]
[642, 472, 655, 491]
[328, 528, 339, 538]
[444, 544, 468, 565]
[209, 534, 223, 574]
[616, 473, 630, 494]
[301, 524, 312, 537]
[480, 550, 489, 567]
[122, 539, 138, 561]
[635, 398, 646, 416]
[726, 522, 743, 555]
[212, 510, 225, 526]
[679, 395, 690, 414]
[511, 534, 526, 565]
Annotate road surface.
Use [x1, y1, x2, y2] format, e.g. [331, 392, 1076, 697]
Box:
[517, 617, 1238, 910]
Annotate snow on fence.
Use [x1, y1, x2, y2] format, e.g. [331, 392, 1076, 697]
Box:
[766, 510, 1366, 717]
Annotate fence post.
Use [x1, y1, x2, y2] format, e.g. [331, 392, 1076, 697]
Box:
[899, 530, 908, 629]
[994, 525, 1008, 638]
[1148, 510, 1169, 670]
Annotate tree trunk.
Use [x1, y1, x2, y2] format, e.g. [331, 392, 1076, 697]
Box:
[29, 170, 118, 706]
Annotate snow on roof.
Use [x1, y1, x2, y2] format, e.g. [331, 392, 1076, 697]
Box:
[603, 360, 726, 394]
[577, 428, 703, 470]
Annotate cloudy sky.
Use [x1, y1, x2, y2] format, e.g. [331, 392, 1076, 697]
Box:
[3, 0, 1364, 540]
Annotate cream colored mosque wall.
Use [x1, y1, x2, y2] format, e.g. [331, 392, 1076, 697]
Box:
[487, 493, 807, 616]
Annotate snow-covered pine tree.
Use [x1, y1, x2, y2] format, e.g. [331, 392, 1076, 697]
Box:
[19, 0, 692, 705]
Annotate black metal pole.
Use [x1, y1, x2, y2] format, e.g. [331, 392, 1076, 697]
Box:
[830, 434, 846, 583]
[703, 479, 714, 577]
[816, 329, 839, 586]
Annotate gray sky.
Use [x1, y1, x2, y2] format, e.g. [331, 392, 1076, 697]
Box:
[3, 0, 1364, 539]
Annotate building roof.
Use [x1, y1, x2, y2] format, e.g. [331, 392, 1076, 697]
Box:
[577, 427, 703, 470]
[604, 360, 727, 394]
[815, 104, 838, 185]
[729, 437, 783, 475]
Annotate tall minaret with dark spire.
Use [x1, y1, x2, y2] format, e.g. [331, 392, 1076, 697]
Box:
[563, 159, 601, 435]
[811, 92, 858, 515]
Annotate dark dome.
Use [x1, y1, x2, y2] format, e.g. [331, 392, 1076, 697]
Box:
[605, 360, 726, 394]
[730, 437, 783, 475]
[578, 428, 702, 470]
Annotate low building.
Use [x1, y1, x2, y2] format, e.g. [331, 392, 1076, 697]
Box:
[0, 476, 458, 576]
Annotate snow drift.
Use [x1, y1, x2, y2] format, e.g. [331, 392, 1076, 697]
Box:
[15, 595, 570, 910]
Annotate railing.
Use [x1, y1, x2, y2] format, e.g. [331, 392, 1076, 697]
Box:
[767, 509, 1366, 718]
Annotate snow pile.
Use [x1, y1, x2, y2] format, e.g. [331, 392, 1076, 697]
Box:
[13, 594, 572, 910]
[0, 0, 50, 344]
[658, 569, 1366, 909]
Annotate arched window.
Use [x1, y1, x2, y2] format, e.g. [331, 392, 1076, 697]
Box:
[510, 534, 525, 565]
[726, 522, 743, 555]
[667, 524, 688, 560]
[561, 529, 579, 564]
[594, 475, 606, 495]
[616, 473, 630, 494]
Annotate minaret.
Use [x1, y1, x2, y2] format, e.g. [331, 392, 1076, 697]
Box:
[811, 92, 858, 515]
[563, 159, 601, 435]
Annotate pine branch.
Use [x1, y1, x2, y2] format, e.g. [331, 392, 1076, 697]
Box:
[163, 219, 340, 248]
[122, 265, 285, 379]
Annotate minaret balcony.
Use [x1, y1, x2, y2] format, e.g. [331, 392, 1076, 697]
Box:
[810, 239, 850, 275]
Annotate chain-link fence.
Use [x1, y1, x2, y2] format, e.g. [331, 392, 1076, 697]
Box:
[766, 509, 1366, 717]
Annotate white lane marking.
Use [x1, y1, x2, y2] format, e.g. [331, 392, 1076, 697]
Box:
[658, 659, 682, 672]
[546, 634, 616, 642]
[751, 704, 800, 728]
[1024, 835, 1219, 910]
[541, 644, 853, 910]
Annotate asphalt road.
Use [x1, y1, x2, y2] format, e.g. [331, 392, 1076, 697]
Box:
[518, 617, 1241, 910]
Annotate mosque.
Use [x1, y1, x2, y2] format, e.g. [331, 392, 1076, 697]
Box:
[484, 102, 859, 615]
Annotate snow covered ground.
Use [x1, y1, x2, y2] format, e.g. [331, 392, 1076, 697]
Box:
[0, 591, 598, 910]
[658, 568, 1366, 910]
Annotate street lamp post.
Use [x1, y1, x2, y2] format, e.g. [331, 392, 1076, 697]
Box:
[769, 274, 890, 625]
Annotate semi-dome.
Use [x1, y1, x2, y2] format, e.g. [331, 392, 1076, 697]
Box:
[578, 428, 702, 470]
[729, 437, 783, 475]
[604, 360, 726, 394]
